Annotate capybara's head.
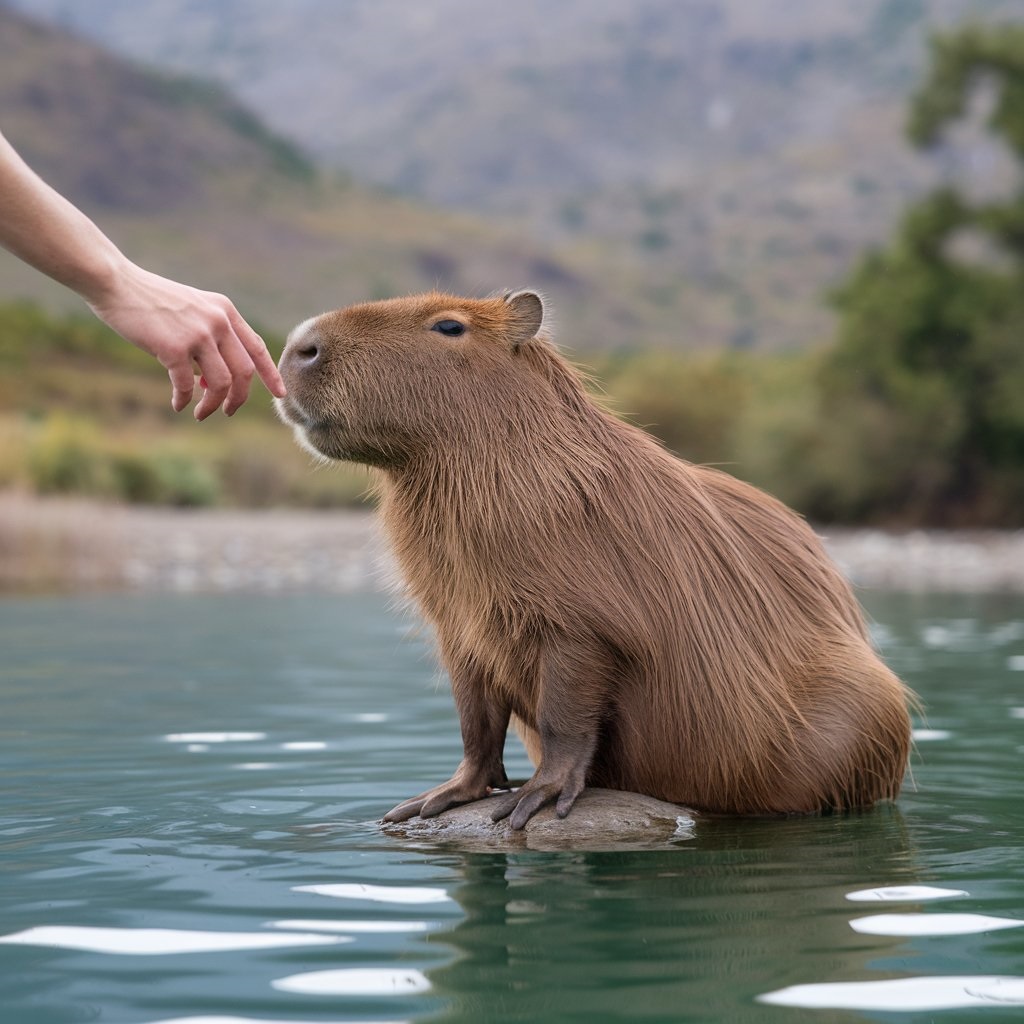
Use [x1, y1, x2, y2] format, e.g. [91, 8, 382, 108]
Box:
[276, 290, 546, 467]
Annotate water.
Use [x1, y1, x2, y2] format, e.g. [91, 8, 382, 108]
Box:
[1, 590, 1023, 1023]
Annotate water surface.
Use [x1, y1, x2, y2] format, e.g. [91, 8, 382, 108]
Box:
[1, 591, 1023, 1022]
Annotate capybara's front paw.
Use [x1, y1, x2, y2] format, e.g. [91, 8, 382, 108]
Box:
[383, 764, 510, 823]
[489, 767, 586, 830]
[384, 780, 486, 823]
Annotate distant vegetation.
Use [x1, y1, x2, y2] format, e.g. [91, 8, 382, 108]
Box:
[0, 303, 370, 508]
[602, 25, 1024, 528]
[806, 25, 1024, 526]
[1, 22, 1021, 526]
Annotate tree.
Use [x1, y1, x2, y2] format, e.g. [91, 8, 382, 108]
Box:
[808, 24, 1024, 526]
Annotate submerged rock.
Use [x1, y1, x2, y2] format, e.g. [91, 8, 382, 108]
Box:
[381, 787, 697, 851]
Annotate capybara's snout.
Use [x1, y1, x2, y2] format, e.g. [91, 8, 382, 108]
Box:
[275, 315, 330, 440]
[278, 316, 324, 386]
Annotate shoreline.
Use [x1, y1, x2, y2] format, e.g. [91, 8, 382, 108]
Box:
[2, 492, 1023, 595]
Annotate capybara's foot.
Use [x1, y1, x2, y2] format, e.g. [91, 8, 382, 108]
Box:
[490, 764, 587, 830]
[383, 763, 511, 823]
[384, 780, 487, 823]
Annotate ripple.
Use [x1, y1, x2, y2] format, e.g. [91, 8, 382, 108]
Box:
[164, 732, 266, 743]
[912, 728, 952, 741]
[152, 1019, 390, 1024]
[846, 885, 968, 902]
[271, 919, 431, 933]
[0, 925, 347, 955]
[273, 966, 430, 995]
[850, 913, 1024, 936]
[294, 883, 451, 904]
[1008, 656, 1024, 670]
[152, 1019, 398, 1024]
[281, 741, 328, 751]
[758, 976, 1024, 1011]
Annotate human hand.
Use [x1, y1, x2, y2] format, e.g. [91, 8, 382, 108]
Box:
[88, 263, 287, 419]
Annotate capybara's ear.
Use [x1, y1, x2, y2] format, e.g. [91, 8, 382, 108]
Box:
[503, 289, 545, 348]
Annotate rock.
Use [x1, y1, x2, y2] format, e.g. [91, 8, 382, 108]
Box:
[380, 787, 697, 851]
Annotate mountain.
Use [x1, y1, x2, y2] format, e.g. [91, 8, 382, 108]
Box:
[0, 6, 691, 352]
[3, 2, 1020, 349]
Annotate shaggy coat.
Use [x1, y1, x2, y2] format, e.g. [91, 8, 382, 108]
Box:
[277, 290, 912, 826]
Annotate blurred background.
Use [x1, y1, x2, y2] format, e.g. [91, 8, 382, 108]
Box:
[1, 0, 1023, 586]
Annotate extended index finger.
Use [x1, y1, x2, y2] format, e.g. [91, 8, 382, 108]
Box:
[227, 306, 286, 398]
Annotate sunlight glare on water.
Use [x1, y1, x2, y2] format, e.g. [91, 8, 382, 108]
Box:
[2, 591, 1024, 1023]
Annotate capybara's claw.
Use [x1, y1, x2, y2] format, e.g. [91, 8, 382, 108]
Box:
[490, 777, 581, 830]
[384, 777, 490, 823]
[383, 796, 426, 823]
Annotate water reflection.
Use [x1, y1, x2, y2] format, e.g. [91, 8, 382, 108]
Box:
[2, 592, 1024, 1022]
[423, 807, 923, 1023]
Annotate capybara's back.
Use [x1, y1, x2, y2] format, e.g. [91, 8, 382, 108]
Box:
[277, 289, 912, 824]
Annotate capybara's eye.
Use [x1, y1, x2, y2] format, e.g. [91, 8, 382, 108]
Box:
[431, 319, 466, 338]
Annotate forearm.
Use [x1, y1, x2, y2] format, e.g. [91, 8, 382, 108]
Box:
[0, 130, 126, 304]
[0, 128, 285, 417]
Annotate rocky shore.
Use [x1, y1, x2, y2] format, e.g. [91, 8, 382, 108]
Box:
[2, 492, 1023, 594]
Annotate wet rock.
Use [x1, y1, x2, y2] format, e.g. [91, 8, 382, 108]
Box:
[381, 787, 697, 852]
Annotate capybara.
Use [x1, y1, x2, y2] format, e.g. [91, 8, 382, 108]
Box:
[277, 290, 912, 828]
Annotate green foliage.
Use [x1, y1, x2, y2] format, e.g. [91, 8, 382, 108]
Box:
[808, 24, 1024, 525]
[0, 301, 150, 371]
[28, 417, 113, 496]
[594, 351, 747, 467]
[908, 24, 1024, 155]
[0, 300, 368, 510]
[111, 451, 220, 507]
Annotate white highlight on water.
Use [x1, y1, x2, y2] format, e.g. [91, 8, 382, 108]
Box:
[165, 732, 266, 743]
[1007, 655, 1024, 670]
[0, 925, 347, 955]
[281, 741, 328, 751]
[353, 713, 388, 723]
[758, 976, 1024, 1011]
[273, 967, 431, 996]
[846, 885, 968, 902]
[271, 919, 431, 933]
[152, 1018, 403, 1024]
[912, 728, 952, 741]
[294, 883, 451, 905]
[850, 913, 1024, 936]
[152, 1018, 399, 1024]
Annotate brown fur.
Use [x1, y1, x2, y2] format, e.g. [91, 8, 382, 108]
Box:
[277, 290, 912, 825]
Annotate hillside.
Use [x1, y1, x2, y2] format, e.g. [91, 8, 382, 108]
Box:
[8, 0, 1022, 348]
[0, 6, 700, 352]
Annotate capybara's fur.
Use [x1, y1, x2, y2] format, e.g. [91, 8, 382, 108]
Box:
[277, 290, 912, 827]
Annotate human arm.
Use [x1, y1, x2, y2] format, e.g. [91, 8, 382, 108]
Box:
[0, 129, 285, 418]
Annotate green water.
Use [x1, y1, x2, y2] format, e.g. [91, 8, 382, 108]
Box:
[1, 591, 1023, 1023]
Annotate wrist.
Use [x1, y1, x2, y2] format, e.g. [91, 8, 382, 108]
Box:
[78, 250, 140, 310]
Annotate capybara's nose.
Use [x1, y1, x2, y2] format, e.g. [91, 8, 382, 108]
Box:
[293, 339, 320, 367]
[281, 317, 323, 377]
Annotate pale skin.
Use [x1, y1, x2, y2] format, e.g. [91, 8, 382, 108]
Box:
[0, 129, 286, 419]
